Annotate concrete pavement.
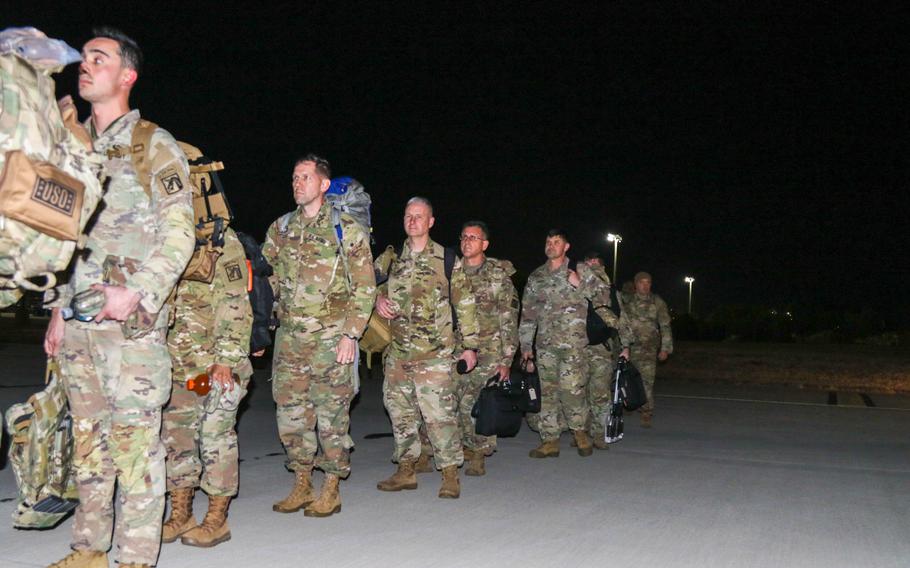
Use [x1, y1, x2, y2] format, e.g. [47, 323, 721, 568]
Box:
[1, 342, 908, 568]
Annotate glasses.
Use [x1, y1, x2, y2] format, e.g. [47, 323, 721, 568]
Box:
[460, 235, 486, 243]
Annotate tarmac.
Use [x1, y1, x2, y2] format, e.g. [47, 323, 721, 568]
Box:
[1, 341, 908, 568]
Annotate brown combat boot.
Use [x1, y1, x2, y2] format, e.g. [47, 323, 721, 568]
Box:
[528, 438, 560, 458]
[641, 412, 653, 428]
[573, 430, 593, 457]
[376, 460, 418, 491]
[181, 495, 232, 548]
[414, 451, 434, 473]
[304, 474, 341, 517]
[272, 470, 314, 513]
[46, 550, 107, 568]
[162, 487, 196, 543]
[438, 465, 460, 499]
[464, 449, 486, 476]
[592, 436, 610, 450]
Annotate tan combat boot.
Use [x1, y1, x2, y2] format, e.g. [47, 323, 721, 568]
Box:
[641, 412, 653, 428]
[528, 438, 560, 458]
[272, 470, 314, 513]
[415, 450, 434, 473]
[162, 487, 196, 543]
[304, 474, 341, 517]
[438, 465, 460, 499]
[181, 495, 232, 547]
[592, 435, 610, 450]
[376, 460, 418, 491]
[46, 550, 107, 568]
[573, 430, 593, 457]
[464, 449, 486, 476]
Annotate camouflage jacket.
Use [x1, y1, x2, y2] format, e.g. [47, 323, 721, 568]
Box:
[461, 257, 519, 368]
[622, 292, 673, 354]
[168, 227, 253, 381]
[520, 258, 631, 353]
[49, 110, 194, 323]
[262, 200, 376, 337]
[375, 239, 479, 361]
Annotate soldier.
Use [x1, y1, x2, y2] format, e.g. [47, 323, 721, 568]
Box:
[519, 230, 630, 458]
[624, 271, 673, 427]
[42, 27, 194, 568]
[580, 252, 616, 449]
[374, 197, 479, 499]
[263, 154, 375, 517]
[455, 221, 519, 475]
[160, 226, 253, 547]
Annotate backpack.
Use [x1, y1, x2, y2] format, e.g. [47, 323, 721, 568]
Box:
[568, 259, 616, 345]
[126, 125, 233, 284]
[0, 54, 104, 307]
[235, 230, 276, 353]
[4, 361, 78, 529]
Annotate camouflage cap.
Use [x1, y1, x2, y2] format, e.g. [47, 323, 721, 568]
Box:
[634, 271, 652, 283]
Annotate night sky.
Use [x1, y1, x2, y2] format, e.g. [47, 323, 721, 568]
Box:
[9, 2, 908, 324]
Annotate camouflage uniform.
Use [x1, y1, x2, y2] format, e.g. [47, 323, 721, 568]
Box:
[51, 110, 194, 565]
[262, 201, 375, 478]
[519, 260, 629, 442]
[456, 258, 519, 454]
[584, 265, 617, 440]
[623, 291, 673, 417]
[162, 227, 253, 496]
[377, 240, 479, 469]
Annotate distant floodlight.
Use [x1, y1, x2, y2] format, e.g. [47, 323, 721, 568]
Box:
[605, 233, 622, 282]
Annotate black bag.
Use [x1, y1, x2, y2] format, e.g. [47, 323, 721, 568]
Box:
[471, 377, 523, 437]
[568, 259, 616, 345]
[615, 359, 647, 411]
[235, 231, 277, 353]
[605, 359, 626, 444]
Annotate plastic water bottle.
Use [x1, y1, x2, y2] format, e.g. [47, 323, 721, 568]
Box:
[59, 289, 106, 322]
[186, 373, 211, 396]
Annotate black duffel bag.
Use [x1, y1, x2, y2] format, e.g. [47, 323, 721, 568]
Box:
[510, 360, 541, 414]
[614, 358, 647, 411]
[472, 376, 524, 437]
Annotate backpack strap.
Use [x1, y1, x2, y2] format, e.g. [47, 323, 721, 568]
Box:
[277, 211, 294, 236]
[443, 246, 459, 333]
[128, 119, 157, 201]
[330, 209, 353, 292]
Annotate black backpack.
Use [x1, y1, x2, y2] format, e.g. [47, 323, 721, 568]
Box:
[235, 231, 276, 353]
[568, 259, 617, 345]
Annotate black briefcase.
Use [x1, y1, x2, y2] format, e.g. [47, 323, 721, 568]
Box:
[510, 361, 541, 414]
[471, 377, 523, 437]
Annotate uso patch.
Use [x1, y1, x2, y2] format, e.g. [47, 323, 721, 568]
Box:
[224, 261, 243, 282]
[157, 166, 184, 194]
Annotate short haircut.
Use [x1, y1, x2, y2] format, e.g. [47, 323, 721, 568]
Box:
[296, 153, 332, 179]
[461, 220, 489, 240]
[406, 196, 433, 216]
[92, 26, 143, 74]
[584, 250, 602, 262]
[547, 228, 569, 242]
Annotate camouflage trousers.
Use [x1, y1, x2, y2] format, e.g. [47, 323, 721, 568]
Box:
[455, 356, 499, 453]
[534, 346, 589, 442]
[272, 325, 355, 478]
[631, 347, 658, 415]
[162, 375, 249, 496]
[58, 323, 169, 566]
[383, 354, 463, 469]
[584, 343, 614, 438]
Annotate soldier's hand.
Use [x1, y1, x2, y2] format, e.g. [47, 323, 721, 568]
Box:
[567, 269, 581, 288]
[620, 347, 631, 361]
[251, 349, 266, 357]
[209, 364, 235, 391]
[496, 365, 511, 382]
[336, 335, 358, 365]
[658, 350, 669, 362]
[458, 350, 478, 373]
[44, 308, 65, 357]
[375, 295, 398, 319]
[91, 284, 141, 323]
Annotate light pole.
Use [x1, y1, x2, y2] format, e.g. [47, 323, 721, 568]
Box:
[684, 276, 695, 314]
[606, 233, 622, 283]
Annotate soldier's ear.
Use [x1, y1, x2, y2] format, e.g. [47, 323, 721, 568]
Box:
[428, 216, 435, 229]
[481, 240, 489, 252]
[121, 67, 138, 88]
[320, 177, 331, 194]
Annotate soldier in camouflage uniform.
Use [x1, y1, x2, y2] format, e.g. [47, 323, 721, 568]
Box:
[624, 271, 673, 427]
[160, 226, 252, 547]
[263, 154, 375, 518]
[455, 221, 519, 476]
[581, 252, 617, 449]
[374, 197, 479, 499]
[519, 230, 630, 458]
[43, 28, 194, 568]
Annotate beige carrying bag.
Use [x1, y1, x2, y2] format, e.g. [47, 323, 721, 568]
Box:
[359, 310, 392, 360]
[0, 150, 85, 241]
